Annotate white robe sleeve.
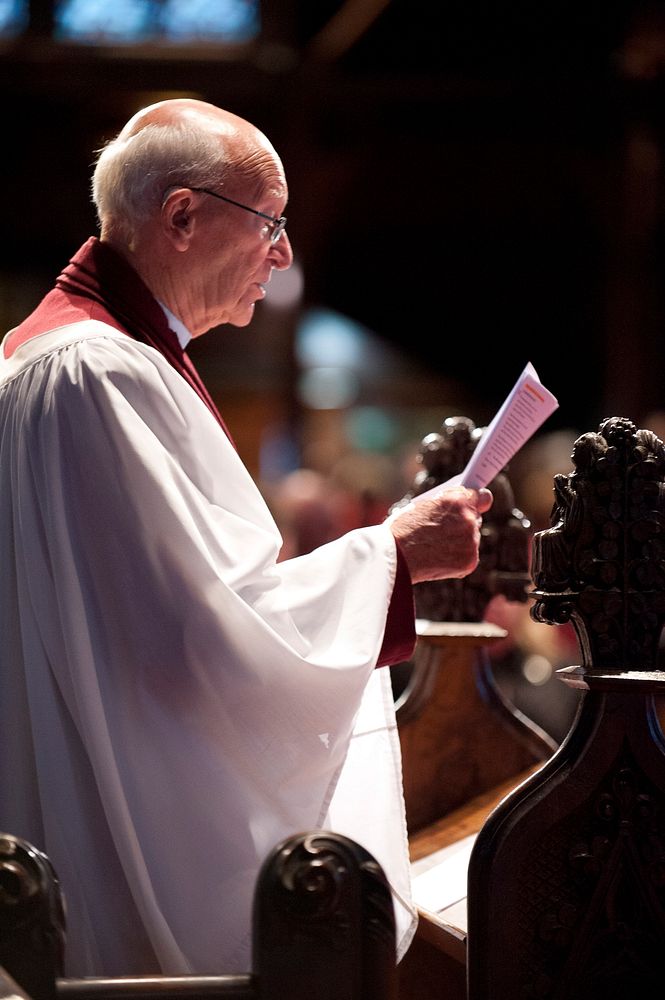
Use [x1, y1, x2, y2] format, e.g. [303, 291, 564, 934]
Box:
[0, 322, 416, 975]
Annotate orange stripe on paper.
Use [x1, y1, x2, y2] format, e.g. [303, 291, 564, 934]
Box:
[525, 382, 545, 403]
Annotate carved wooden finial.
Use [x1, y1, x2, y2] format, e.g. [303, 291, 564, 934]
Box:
[531, 416, 665, 673]
[0, 834, 64, 1000]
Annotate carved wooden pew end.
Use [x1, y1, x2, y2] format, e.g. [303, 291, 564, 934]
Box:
[0, 831, 397, 1000]
[467, 417, 665, 999]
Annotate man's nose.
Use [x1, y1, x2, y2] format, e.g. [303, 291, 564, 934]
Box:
[272, 232, 293, 270]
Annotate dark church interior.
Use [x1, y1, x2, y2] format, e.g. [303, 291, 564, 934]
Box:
[5, 0, 665, 442]
[4, 2, 665, 997]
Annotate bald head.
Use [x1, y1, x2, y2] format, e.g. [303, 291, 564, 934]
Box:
[91, 98, 285, 245]
[119, 99, 263, 153]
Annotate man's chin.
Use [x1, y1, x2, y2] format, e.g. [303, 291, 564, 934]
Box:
[228, 303, 256, 328]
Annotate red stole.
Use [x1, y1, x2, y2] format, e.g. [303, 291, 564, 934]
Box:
[4, 237, 234, 442]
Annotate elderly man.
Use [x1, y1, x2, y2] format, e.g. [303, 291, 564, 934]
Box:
[0, 99, 491, 976]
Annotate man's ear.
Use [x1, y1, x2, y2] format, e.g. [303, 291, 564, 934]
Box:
[162, 188, 197, 251]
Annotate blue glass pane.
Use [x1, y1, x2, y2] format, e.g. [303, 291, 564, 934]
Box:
[160, 0, 259, 41]
[54, 0, 260, 43]
[54, 0, 157, 41]
[0, 0, 28, 37]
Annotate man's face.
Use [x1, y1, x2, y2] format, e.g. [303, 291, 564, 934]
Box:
[189, 160, 293, 336]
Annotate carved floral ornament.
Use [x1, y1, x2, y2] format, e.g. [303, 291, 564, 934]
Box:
[531, 417, 665, 672]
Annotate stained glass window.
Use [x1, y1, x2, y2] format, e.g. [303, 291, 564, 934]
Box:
[160, 0, 258, 41]
[0, 0, 28, 37]
[50, 0, 260, 44]
[54, 0, 154, 41]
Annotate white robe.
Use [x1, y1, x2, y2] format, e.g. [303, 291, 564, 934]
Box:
[0, 321, 416, 975]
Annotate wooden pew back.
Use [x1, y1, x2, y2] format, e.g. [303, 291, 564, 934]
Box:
[0, 831, 396, 1000]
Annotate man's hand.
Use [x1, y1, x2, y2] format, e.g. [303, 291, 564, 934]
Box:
[388, 487, 493, 584]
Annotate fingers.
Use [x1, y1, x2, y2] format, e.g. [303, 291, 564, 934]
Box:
[429, 484, 493, 510]
[454, 485, 493, 514]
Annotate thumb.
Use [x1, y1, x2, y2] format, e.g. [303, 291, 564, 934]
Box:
[476, 488, 494, 514]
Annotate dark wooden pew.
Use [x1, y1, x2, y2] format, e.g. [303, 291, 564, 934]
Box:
[0, 830, 397, 1000]
[466, 416, 665, 999]
[396, 415, 665, 997]
[396, 620, 559, 1000]
[392, 416, 561, 1000]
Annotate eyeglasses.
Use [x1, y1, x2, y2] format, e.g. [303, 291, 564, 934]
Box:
[188, 186, 287, 245]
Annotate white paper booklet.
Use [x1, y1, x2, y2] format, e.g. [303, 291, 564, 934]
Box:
[414, 362, 559, 501]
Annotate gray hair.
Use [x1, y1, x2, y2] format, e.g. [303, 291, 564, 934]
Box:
[91, 121, 229, 238]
